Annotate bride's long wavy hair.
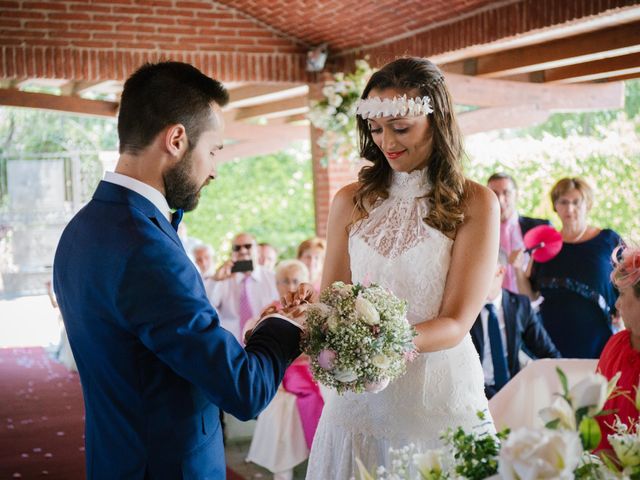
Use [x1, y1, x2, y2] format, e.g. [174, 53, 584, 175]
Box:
[354, 57, 466, 236]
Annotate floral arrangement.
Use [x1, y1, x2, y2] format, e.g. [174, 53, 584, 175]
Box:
[301, 281, 416, 394]
[358, 369, 640, 479]
[307, 59, 375, 164]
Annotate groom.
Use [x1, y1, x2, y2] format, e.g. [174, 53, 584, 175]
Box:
[53, 62, 307, 479]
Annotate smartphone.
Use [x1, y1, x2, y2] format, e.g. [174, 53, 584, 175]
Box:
[231, 259, 253, 273]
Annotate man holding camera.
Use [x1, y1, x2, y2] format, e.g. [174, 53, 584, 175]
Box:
[208, 232, 279, 342]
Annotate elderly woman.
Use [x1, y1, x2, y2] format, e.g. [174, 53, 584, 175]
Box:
[297, 237, 326, 292]
[518, 177, 622, 358]
[596, 245, 640, 450]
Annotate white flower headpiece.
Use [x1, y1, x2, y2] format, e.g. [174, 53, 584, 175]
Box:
[355, 94, 434, 119]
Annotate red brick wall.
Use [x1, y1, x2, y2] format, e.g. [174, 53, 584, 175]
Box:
[0, 0, 307, 82]
[331, 0, 637, 70]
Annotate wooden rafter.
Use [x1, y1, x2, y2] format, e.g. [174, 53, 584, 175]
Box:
[233, 95, 308, 121]
[444, 73, 625, 110]
[539, 52, 640, 83]
[0, 89, 118, 117]
[226, 83, 301, 104]
[458, 105, 551, 135]
[442, 21, 640, 78]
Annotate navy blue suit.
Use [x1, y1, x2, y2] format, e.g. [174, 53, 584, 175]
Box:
[518, 215, 550, 236]
[470, 289, 560, 398]
[53, 181, 301, 479]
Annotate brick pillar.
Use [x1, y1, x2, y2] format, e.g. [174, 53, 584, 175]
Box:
[309, 83, 360, 237]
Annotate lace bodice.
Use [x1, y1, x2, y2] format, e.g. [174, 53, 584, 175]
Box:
[349, 168, 453, 325]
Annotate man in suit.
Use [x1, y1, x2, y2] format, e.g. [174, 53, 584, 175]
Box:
[471, 250, 561, 399]
[487, 172, 550, 293]
[53, 62, 308, 479]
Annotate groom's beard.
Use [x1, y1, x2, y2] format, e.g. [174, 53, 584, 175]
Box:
[164, 149, 206, 212]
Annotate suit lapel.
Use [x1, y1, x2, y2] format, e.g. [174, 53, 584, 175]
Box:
[93, 181, 183, 249]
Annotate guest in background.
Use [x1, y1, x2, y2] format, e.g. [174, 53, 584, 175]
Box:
[596, 245, 640, 451]
[471, 250, 560, 399]
[487, 172, 550, 294]
[246, 259, 324, 480]
[517, 177, 622, 358]
[192, 243, 215, 278]
[208, 232, 278, 342]
[297, 237, 326, 292]
[258, 242, 278, 272]
[177, 222, 201, 264]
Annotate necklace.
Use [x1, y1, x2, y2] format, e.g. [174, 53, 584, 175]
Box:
[562, 224, 588, 243]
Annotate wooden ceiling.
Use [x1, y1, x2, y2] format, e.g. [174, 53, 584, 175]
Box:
[0, 0, 638, 159]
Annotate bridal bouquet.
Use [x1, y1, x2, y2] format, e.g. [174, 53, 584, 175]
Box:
[301, 281, 416, 394]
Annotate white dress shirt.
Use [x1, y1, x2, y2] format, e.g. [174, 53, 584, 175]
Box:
[208, 266, 279, 342]
[103, 171, 171, 222]
[480, 291, 508, 387]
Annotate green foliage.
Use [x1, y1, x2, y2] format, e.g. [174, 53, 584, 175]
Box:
[441, 417, 509, 480]
[465, 115, 640, 242]
[185, 144, 316, 263]
[0, 107, 118, 154]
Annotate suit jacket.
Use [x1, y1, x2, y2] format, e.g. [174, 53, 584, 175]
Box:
[53, 181, 302, 480]
[470, 289, 560, 397]
[518, 215, 550, 236]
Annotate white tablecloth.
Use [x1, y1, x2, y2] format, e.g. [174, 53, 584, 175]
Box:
[488, 358, 598, 431]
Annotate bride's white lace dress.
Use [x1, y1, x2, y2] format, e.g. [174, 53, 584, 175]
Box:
[306, 169, 494, 479]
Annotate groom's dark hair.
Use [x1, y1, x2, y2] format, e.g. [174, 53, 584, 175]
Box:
[118, 61, 229, 155]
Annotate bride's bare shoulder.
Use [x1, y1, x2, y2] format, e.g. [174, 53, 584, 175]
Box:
[329, 182, 363, 229]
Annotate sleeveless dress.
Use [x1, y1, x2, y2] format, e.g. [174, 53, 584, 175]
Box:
[306, 169, 494, 479]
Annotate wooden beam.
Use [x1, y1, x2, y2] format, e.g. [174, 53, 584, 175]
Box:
[540, 52, 640, 83]
[227, 83, 299, 103]
[595, 72, 640, 82]
[458, 105, 551, 135]
[220, 122, 309, 161]
[234, 95, 308, 121]
[443, 21, 640, 78]
[0, 89, 118, 117]
[444, 72, 624, 110]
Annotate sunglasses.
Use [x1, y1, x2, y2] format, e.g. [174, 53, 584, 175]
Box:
[232, 243, 253, 252]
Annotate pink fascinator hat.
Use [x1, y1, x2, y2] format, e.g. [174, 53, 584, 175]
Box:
[523, 225, 563, 263]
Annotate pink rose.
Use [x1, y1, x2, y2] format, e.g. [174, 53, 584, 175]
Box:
[318, 349, 337, 370]
[365, 377, 390, 393]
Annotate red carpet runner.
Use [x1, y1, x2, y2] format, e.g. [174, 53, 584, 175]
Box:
[0, 347, 243, 479]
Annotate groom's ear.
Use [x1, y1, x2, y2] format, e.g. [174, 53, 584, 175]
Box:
[163, 124, 188, 159]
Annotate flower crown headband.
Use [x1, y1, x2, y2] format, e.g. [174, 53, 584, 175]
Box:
[611, 245, 640, 289]
[355, 94, 434, 119]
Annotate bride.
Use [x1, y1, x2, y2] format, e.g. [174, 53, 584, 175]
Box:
[306, 57, 500, 478]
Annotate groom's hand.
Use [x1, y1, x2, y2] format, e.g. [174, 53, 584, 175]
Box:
[280, 282, 317, 327]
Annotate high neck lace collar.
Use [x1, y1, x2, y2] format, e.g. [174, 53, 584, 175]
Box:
[389, 167, 430, 197]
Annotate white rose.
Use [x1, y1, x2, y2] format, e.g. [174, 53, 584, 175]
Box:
[498, 428, 582, 480]
[321, 85, 335, 98]
[610, 432, 640, 468]
[371, 354, 390, 370]
[333, 368, 358, 383]
[355, 295, 380, 325]
[328, 93, 343, 108]
[539, 397, 576, 430]
[326, 314, 340, 332]
[413, 449, 443, 477]
[569, 373, 609, 415]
